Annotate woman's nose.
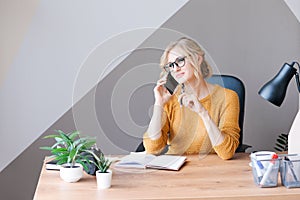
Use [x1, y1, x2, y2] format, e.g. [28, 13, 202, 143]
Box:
[173, 64, 181, 72]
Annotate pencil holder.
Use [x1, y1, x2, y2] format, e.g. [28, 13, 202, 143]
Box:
[280, 155, 300, 188]
[250, 152, 280, 187]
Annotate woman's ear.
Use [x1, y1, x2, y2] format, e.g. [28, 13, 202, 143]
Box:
[194, 54, 204, 78]
[198, 54, 203, 64]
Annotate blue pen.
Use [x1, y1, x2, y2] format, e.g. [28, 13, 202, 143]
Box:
[254, 160, 264, 182]
[256, 160, 264, 169]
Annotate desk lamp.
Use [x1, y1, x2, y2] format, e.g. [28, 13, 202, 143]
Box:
[258, 62, 300, 154]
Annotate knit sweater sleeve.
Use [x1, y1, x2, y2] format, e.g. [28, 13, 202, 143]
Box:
[143, 108, 169, 155]
[213, 89, 240, 160]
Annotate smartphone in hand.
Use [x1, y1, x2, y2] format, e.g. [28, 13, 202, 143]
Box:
[164, 72, 179, 95]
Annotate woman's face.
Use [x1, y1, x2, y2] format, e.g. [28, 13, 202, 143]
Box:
[166, 48, 196, 84]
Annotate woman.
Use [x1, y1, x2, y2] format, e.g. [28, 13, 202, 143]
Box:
[143, 37, 240, 160]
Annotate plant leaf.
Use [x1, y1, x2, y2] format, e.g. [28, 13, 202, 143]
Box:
[51, 148, 67, 153]
[274, 147, 282, 152]
[58, 132, 72, 146]
[275, 143, 285, 150]
[276, 138, 286, 145]
[43, 134, 61, 139]
[40, 146, 53, 151]
[55, 154, 68, 161]
[69, 130, 80, 140]
[279, 135, 288, 140]
[57, 158, 68, 165]
[69, 148, 78, 161]
[76, 160, 88, 171]
[84, 150, 100, 161]
[82, 139, 96, 150]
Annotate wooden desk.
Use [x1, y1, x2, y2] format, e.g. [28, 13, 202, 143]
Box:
[34, 153, 300, 200]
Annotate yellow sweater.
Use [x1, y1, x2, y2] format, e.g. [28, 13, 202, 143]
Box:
[143, 85, 240, 160]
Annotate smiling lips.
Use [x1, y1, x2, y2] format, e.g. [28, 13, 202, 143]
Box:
[175, 72, 185, 78]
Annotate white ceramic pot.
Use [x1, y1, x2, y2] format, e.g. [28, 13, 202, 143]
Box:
[60, 163, 83, 183]
[96, 169, 112, 189]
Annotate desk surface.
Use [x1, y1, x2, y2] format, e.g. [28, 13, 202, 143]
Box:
[34, 153, 300, 200]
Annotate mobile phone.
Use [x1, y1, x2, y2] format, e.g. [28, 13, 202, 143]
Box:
[164, 72, 179, 95]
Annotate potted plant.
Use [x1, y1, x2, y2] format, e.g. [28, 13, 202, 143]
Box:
[40, 130, 96, 182]
[274, 132, 289, 152]
[87, 150, 112, 189]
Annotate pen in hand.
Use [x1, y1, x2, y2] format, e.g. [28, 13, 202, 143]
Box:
[180, 83, 185, 107]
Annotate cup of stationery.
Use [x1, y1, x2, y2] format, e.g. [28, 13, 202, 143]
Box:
[250, 151, 280, 187]
[280, 154, 300, 188]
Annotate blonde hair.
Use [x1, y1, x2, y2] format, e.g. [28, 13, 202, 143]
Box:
[160, 37, 212, 79]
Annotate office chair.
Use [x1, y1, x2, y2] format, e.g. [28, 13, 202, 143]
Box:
[136, 74, 251, 153]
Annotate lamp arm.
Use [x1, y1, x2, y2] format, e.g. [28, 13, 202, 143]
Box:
[295, 62, 300, 93]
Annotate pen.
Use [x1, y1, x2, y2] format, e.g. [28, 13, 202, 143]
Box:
[180, 83, 185, 106]
[259, 154, 278, 186]
[254, 160, 264, 182]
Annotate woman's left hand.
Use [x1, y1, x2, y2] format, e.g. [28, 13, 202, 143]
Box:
[178, 93, 207, 115]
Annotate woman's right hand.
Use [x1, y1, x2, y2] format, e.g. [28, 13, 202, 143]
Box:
[154, 75, 172, 106]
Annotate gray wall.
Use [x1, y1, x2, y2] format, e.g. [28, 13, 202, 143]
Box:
[73, 0, 300, 153]
[0, 0, 300, 199]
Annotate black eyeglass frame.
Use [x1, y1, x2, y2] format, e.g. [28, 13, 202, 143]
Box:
[163, 56, 187, 72]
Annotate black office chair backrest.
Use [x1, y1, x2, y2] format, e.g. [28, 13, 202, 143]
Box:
[136, 74, 250, 153]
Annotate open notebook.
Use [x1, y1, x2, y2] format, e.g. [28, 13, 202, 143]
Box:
[115, 153, 186, 171]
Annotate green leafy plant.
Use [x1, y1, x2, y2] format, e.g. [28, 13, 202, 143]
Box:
[274, 132, 288, 152]
[86, 150, 112, 173]
[40, 130, 96, 171]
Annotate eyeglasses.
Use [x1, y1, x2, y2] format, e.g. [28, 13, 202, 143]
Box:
[163, 56, 187, 72]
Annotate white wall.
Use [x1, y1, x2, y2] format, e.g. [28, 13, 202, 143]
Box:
[285, 0, 300, 23]
[0, 0, 188, 172]
[0, 0, 40, 85]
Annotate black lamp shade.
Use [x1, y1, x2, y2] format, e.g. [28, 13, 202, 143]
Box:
[258, 63, 297, 107]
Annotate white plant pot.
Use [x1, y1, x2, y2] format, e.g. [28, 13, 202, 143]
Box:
[96, 169, 112, 189]
[60, 163, 83, 183]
